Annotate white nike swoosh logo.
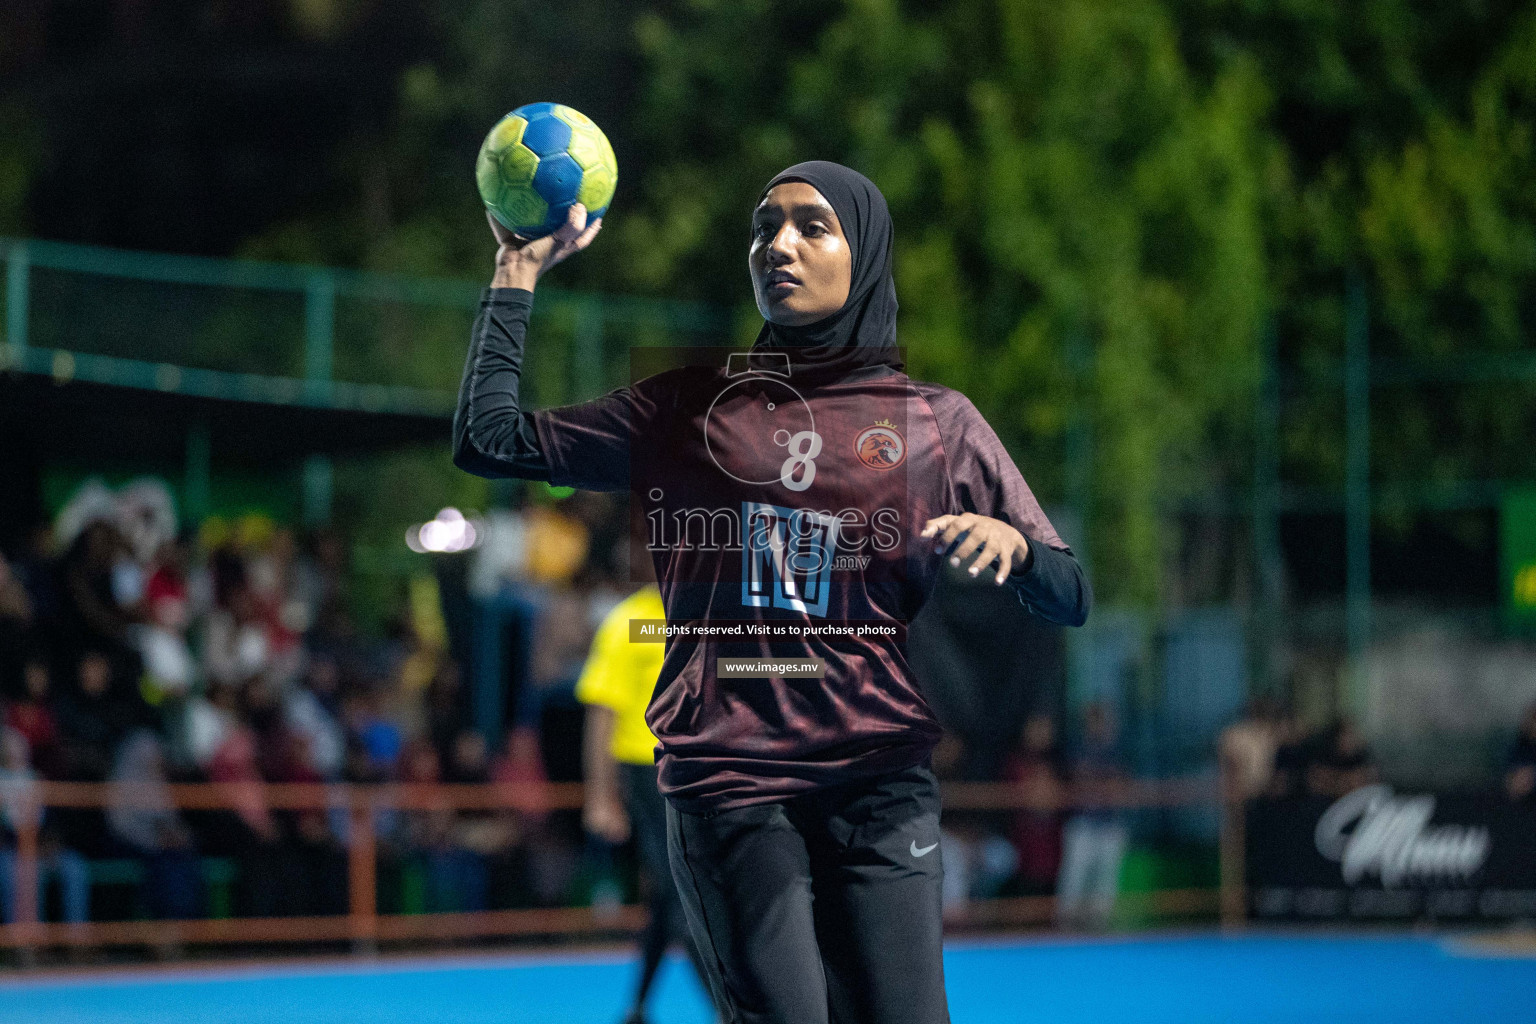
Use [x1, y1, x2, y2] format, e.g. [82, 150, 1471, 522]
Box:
[910, 840, 938, 857]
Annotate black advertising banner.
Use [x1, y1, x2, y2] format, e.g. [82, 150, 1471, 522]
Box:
[1247, 786, 1536, 922]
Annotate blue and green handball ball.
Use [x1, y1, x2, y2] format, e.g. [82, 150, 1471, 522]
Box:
[476, 102, 617, 240]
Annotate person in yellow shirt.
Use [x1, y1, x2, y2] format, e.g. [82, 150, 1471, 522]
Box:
[577, 566, 711, 1024]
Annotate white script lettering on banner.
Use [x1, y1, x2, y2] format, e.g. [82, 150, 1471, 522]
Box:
[1313, 785, 1490, 887]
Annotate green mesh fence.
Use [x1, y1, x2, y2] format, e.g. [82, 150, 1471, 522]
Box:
[333, 291, 478, 396]
[0, 237, 732, 411]
[28, 264, 307, 377]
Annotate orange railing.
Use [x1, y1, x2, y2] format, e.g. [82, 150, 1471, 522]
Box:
[0, 775, 1242, 953]
[939, 777, 1240, 929]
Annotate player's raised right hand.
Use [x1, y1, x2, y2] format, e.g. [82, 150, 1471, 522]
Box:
[490, 204, 603, 290]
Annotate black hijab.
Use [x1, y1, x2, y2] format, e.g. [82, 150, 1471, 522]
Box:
[749, 161, 905, 385]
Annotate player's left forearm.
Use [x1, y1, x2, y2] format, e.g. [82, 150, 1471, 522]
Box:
[1007, 542, 1092, 627]
[452, 289, 553, 481]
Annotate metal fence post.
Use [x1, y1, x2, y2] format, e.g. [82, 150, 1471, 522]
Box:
[1065, 327, 1094, 709]
[5, 241, 29, 366]
[1218, 765, 1247, 930]
[1345, 276, 1371, 711]
[8, 785, 42, 965]
[304, 271, 336, 526]
[305, 270, 336, 385]
[348, 788, 378, 955]
[1253, 317, 1282, 697]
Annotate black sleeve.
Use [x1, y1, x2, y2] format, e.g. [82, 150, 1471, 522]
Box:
[1005, 542, 1092, 628]
[926, 383, 1092, 628]
[452, 288, 554, 481]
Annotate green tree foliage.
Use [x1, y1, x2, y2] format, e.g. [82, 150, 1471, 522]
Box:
[1192, 0, 1536, 507]
[232, 0, 1536, 606]
[626, 0, 1274, 602]
[0, 102, 38, 236]
[619, 0, 1536, 602]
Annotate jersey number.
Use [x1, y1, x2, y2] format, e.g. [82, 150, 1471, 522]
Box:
[780, 430, 821, 492]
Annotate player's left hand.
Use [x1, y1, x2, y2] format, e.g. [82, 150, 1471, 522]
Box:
[920, 513, 1031, 584]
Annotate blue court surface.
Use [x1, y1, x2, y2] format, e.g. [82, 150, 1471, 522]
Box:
[0, 933, 1531, 1023]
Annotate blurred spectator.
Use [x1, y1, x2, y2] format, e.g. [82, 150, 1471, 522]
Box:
[106, 731, 201, 920]
[0, 726, 89, 928]
[143, 537, 192, 632]
[576, 573, 712, 1023]
[1266, 705, 1310, 798]
[343, 687, 404, 779]
[57, 521, 138, 656]
[6, 656, 63, 780]
[0, 553, 36, 687]
[240, 673, 349, 911]
[52, 519, 148, 738]
[398, 738, 488, 913]
[44, 650, 144, 863]
[282, 669, 346, 782]
[1503, 704, 1536, 803]
[111, 479, 178, 567]
[524, 499, 590, 586]
[492, 725, 571, 906]
[292, 528, 347, 630]
[1305, 719, 1378, 798]
[426, 660, 469, 769]
[1001, 714, 1067, 898]
[0, 553, 35, 623]
[247, 527, 293, 619]
[1219, 696, 1282, 800]
[197, 714, 289, 918]
[468, 497, 531, 601]
[306, 595, 363, 673]
[183, 680, 240, 773]
[934, 732, 1017, 919]
[299, 652, 345, 719]
[491, 724, 550, 807]
[205, 722, 277, 844]
[54, 651, 149, 783]
[204, 549, 285, 691]
[528, 587, 601, 709]
[1056, 702, 1128, 931]
[444, 728, 517, 880]
[132, 537, 197, 707]
[263, 725, 348, 918]
[8, 525, 60, 627]
[379, 606, 433, 743]
[446, 729, 490, 786]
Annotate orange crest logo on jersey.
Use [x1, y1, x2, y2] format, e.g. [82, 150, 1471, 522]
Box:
[854, 420, 906, 471]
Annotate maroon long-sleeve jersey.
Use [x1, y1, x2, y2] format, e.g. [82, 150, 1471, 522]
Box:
[455, 290, 1090, 812]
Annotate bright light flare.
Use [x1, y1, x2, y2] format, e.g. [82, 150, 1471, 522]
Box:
[406, 507, 481, 554]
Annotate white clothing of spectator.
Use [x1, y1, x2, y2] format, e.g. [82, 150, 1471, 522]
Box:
[202, 610, 273, 689]
[469, 508, 530, 600]
[183, 688, 238, 770]
[1219, 697, 1281, 800]
[939, 827, 1020, 919]
[284, 685, 346, 780]
[1055, 702, 1129, 930]
[1056, 817, 1128, 929]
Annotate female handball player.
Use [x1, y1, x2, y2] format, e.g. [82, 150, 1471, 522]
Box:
[454, 160, 1091, 1024]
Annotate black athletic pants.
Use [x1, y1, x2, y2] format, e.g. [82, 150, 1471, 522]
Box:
[665, 760, 951, 1024]
[622, 762, 712, 1011]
